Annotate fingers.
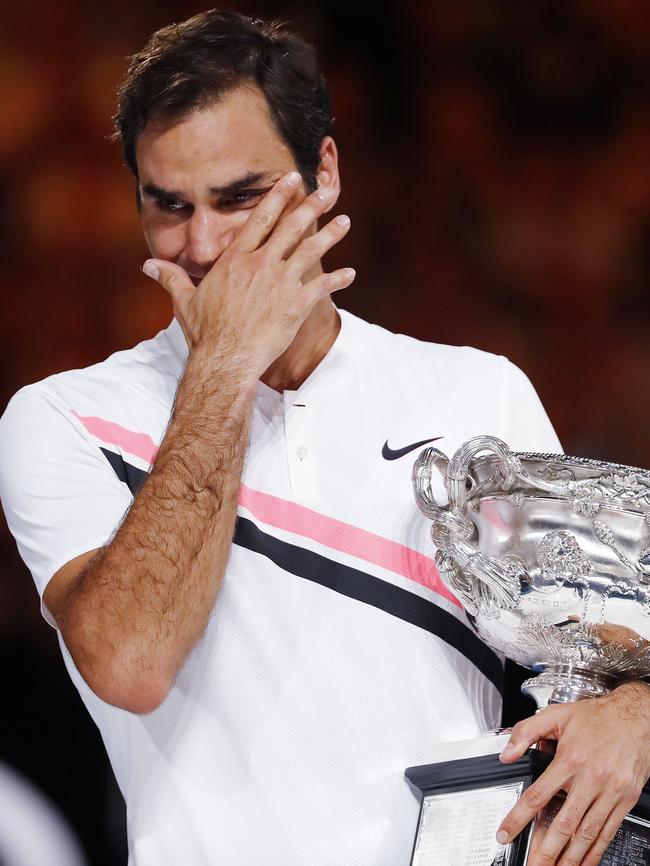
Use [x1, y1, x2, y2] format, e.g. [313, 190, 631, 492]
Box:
[264, 185, 341, 260]
[497, 762, 567, 845]
[305, 267, 356, 301]
[580, 802, 631, 866]
[285, 213, 351, 281]
[524, 789, 598, 866]
[553, 796, 621, 866]
[142, 259, 195, 306]
[497, 690, 650, 864]
[142, 259, 196, 346]
[236, 171, 302, 252]
[500, 707, 565, 764]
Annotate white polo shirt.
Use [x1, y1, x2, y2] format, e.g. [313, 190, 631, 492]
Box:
[0, 310, 561, 865]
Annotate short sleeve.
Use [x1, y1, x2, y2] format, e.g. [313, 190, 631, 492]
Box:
[0, 386, 132, 625]
[499, 359, 563, 455]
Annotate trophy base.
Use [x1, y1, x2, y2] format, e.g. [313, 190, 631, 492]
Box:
[405, 736, 650, 865]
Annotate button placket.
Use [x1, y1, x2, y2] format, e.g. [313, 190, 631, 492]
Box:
[284, 392, 319, 500]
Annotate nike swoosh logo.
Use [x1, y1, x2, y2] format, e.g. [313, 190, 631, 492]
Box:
[382, 437, 444, 461]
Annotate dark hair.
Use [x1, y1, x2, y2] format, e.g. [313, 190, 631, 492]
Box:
[113, 10, 332, 192]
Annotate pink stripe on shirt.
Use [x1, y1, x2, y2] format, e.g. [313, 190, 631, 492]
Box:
[72, 411, 159, 464]
[239, 484, 460, 607]
[72, 411, 457, 606]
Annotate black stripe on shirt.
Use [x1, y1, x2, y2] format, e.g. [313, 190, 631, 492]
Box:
[234, 516, 504, 694]
[99, 450, 503, 693]
[100, 448, 148, 495]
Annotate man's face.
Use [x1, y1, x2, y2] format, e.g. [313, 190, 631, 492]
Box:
[135, 85, 304, 286]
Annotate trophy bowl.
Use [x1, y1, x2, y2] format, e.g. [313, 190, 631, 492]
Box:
[412, 435, 650, 709]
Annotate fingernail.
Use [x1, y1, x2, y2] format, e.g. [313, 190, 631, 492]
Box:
[496, 830, 509, 845]
[345, 268, 356, 280]
[500, 742, 517, 759]
[142, 261, 159, 280]
[286, 171, 301, 187]
[335, 214, 351, 227]
[317, 188, 334, 202]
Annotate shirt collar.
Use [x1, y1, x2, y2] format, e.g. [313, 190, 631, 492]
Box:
[163, 306, 359, 393]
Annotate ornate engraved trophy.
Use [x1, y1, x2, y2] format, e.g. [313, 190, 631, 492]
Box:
[406, 436, 650, 865]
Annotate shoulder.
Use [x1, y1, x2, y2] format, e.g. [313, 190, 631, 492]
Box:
[1, 322, 184, 436]
[337, 310, 560, 453]
[340, 308, 513, 384]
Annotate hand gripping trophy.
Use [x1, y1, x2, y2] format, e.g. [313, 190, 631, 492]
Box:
[406, 436, 650, 866]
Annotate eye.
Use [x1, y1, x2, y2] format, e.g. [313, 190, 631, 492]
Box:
[155, 198, 189, 214]
[219, 189, 268, 210]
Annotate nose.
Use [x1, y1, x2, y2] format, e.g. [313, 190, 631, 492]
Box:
[184, 208, 235, 273]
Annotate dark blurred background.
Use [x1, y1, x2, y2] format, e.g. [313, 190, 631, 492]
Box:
[1, 1, 648, 863]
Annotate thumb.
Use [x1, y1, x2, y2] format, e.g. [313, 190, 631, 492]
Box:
[142, 259, 194, 305]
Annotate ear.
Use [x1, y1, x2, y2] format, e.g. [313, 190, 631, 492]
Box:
[315, 136, 340, 212]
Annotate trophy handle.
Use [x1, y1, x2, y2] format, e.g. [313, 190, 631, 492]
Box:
[432, 437, 525, 613]
[446, 435, 521, 515]
[412, 447, 451, 518]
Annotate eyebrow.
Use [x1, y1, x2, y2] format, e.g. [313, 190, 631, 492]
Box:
[142, 172, 274, 202]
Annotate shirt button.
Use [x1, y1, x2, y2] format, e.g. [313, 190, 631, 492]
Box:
[296, 446, 308, 461]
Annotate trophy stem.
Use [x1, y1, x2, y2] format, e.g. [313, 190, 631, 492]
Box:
[521, 664, 618, 710]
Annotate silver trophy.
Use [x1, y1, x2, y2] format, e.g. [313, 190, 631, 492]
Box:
[406, 435, 650, 865]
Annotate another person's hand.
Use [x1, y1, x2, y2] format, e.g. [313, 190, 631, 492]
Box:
[142, 171, 354, 375]
[496, 681, 650, 865]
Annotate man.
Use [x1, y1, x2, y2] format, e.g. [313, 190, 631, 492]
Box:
[0, 10, 648, 866]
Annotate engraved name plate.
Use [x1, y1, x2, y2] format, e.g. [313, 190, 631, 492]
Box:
[603, 814, 650, 866]
[412, 782, 523, 866]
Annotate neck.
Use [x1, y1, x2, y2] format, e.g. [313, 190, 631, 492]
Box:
[261, 297, 340, 392]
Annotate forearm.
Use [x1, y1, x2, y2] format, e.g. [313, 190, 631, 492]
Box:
[59, 345, 257, 711]
[56, 173, 352, 712]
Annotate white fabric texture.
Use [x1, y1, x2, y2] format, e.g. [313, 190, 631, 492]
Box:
[0, 310, 561, 865]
